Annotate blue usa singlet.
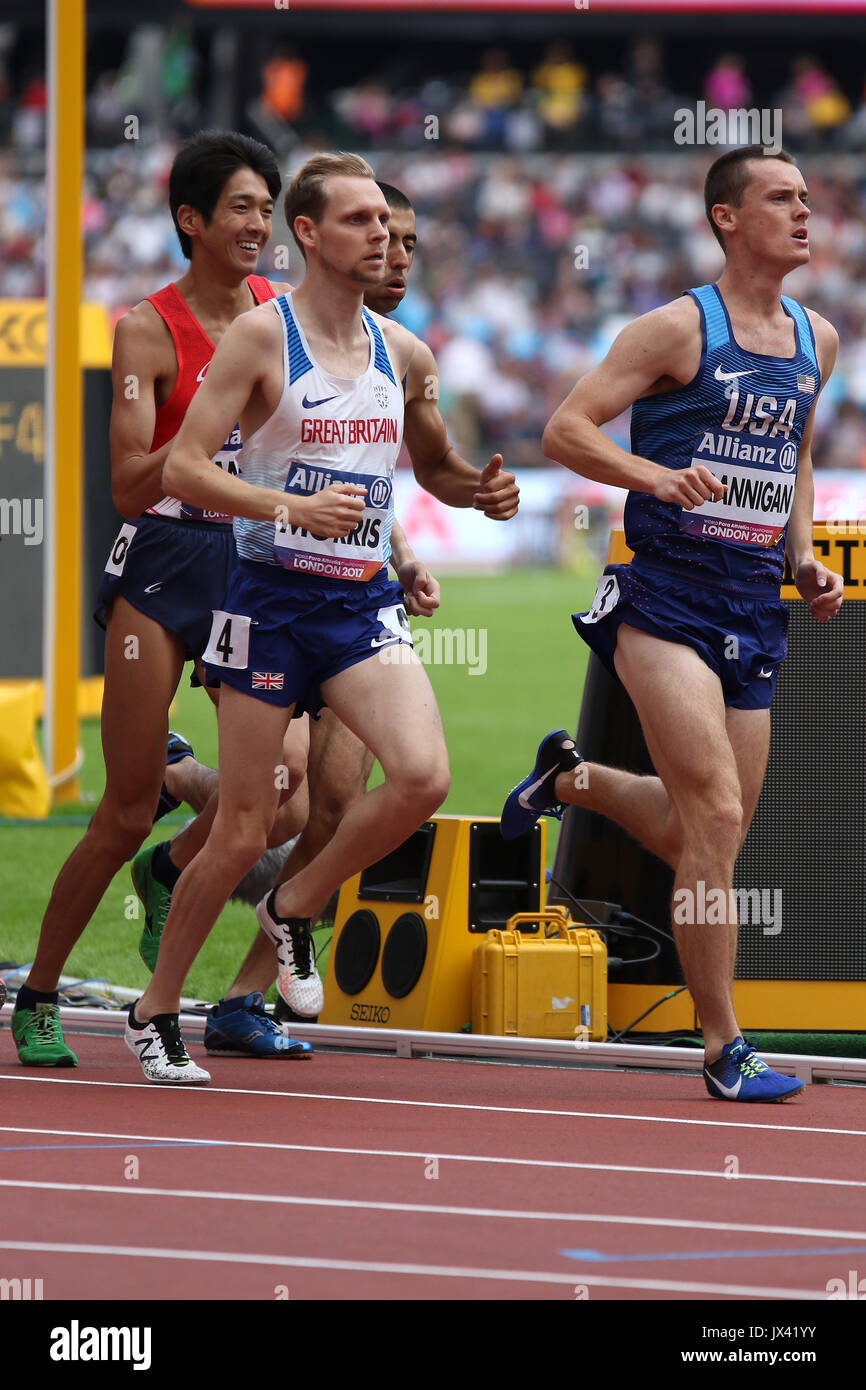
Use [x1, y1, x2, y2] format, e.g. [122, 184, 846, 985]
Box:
[625, 283, 820, 592]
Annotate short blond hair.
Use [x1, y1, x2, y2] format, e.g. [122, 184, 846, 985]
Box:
[284, 152, 377, 257]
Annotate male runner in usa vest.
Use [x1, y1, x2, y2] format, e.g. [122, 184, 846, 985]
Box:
[10, 132, 297, 1069]
[501, 147, 843, 1103]
[124, 153, 519, 1082]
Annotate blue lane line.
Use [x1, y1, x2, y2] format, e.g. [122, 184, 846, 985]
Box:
[561, 1244, 866, 1264]
[0, 1141, 220, 1153]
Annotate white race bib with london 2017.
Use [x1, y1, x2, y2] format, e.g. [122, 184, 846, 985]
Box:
[274, 461, 392, 582]
[678, 429, 798, 547]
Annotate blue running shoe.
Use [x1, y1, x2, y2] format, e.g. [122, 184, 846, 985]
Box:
[500, 729, 583, 841]
[704, 1037, 803, 1103]
[154, 731, 194, 824]
[204, 992, 313, 1059]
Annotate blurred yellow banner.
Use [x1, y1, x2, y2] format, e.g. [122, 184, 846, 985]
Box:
[0, 301, 112, 368]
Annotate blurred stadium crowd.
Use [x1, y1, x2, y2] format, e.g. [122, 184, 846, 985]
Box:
[3, 20, 866, 468]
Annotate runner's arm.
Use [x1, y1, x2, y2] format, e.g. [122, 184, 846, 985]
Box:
[163, 311, 365, 535]
[109, 310, 175, 520]
[389, 517, 440, 617]
[403, 339, 519, 518]
[787, 317, 843, 621]
[543, 301, 725, 509]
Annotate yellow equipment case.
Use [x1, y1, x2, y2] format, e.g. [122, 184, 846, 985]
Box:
[472, 909, 607, 1041]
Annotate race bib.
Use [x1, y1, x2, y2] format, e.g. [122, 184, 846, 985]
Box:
[203, 610, 251, 669]
[371, 602, 414, 650]
[581, 572, 621, 625]
[679, 436, 797, 547]
[274, 462, 391, 582]
[104, 523, 138, 576]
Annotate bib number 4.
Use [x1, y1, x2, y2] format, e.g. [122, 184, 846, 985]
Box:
[203, 610, 251, 669]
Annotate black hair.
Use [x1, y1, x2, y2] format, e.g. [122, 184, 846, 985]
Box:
[169, 131, 282, 259]
[376, 181, 413, 213]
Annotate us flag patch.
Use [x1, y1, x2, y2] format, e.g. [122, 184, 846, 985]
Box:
[252, 672, 284, 690]
[797, 374, 815, 392]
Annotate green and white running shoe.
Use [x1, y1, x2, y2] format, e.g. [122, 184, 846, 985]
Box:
[12, 1002, 78, 1067]
[131, 844, 173, 973]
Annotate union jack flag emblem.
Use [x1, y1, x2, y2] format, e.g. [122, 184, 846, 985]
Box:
[252, 672, 284, 690]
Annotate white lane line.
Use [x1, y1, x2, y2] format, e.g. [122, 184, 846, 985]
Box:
[0, 1125, 862, 1190]
[1, 1176, 865, 1243]
[0, 1074, 862, 1138]
[0, 1240, 827, 1298]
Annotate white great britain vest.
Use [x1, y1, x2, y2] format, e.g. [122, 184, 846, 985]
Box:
[234, 295, 404, 581]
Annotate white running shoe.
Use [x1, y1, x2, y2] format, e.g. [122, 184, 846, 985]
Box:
[256, 889, 324, 1018]
[125, 1004, 211, 1085]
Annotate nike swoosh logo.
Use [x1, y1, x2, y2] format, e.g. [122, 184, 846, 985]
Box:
[144, 583, 163, 594]
[302, 393, 340, 409]
[370, 634, 405, 648]
[517, 764, 559, 809]
[714, 365, 756, 383]
[707, 1071, 742, 1098]
[757, 667, 774, 679]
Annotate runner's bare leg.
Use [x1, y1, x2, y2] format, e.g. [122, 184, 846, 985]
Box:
[226, 709, 373, 997]
[136, 685, 292, 1018]
[27, 598, 185, 990]
[270, 651, 448, 921]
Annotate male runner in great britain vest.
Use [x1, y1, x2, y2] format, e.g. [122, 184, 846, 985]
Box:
[125, 152, 519, 1083]
[131, 185, 444, 1043]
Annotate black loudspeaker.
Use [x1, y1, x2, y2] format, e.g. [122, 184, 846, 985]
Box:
[550, 527, 866, 1033]
[322, 816, 545, 1030]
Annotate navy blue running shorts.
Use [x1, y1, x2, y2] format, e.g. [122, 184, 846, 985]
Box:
[94, 513, 237, 667]
[202, 559, 414, 716]
[574, 556, 788, 711]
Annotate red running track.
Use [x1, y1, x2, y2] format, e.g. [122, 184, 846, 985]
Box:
[1, 1033, 865, 1300]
